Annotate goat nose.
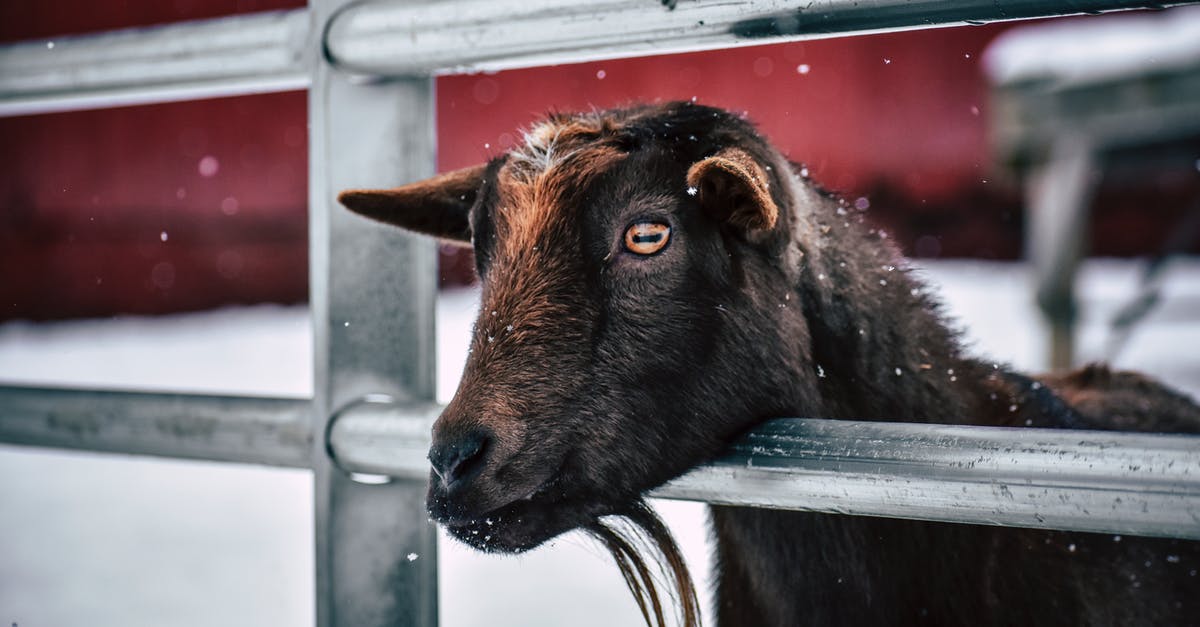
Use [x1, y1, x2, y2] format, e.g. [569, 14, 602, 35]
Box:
[428, 429, 491, 490]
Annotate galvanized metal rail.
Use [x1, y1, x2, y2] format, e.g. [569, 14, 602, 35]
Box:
[326, 0, 1197, 76]
[4, 384, 1198, 540]
[662, 418, 1200, 540]
[3, 2, 1200, 626]
[329, 410, 1200, 541]
[0, 8, 310, 117]
[0, 385, 311, 468]
[2, 1, 1193, 117]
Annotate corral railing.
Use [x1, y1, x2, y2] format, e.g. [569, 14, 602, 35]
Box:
[2, 2, 1198, 626]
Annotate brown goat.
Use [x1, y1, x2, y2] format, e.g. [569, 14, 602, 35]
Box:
[340, 102, 1200, 627]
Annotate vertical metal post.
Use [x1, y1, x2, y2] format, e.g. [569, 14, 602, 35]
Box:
[309, 1, 439, 625]
[1026, 133, 1096, 371]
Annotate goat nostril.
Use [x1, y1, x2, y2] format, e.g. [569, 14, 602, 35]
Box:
[429, 429, 491, 489]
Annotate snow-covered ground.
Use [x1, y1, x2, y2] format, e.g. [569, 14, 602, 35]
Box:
[1, 258, 1198, 627]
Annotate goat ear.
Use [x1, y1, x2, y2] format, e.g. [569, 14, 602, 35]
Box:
[686, 147, 779, 232]
[337, 163, 486, 245]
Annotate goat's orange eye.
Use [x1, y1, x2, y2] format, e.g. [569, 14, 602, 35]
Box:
[624, 222, 671, 256]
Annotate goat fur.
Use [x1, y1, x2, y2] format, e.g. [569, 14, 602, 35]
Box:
[340, 102, 1200, 627]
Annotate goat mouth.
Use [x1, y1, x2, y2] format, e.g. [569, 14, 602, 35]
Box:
[442, 497, 592, 553]
[436, 477, 613, 553]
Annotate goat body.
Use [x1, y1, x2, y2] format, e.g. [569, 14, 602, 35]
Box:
[340, 102, 1200, 626]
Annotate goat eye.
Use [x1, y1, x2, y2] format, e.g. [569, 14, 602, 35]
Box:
[624, 222, 671, 256]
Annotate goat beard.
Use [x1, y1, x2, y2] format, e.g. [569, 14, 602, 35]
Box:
[585, 499, 702, 627]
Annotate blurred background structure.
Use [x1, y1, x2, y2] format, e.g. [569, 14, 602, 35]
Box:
[1, 2, 1198, 627]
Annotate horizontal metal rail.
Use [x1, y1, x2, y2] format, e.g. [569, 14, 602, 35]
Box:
[325, 0, 1194, 76]
[660, 418, 1200, 540]
[3, 386, 1198, 538]
[327, 407, 1200, 539]
[3, 1, 1194, 117]
[324, 395, 443, 479]
[0, 9, 310, 117]
[0, 385, 312, 468]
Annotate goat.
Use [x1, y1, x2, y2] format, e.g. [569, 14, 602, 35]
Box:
[339, 102, 1200, 627]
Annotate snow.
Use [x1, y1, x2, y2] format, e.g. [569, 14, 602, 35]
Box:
[1, 258, 1198, 626]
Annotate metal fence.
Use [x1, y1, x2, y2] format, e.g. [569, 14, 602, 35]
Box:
[2, 2, 1199, 626]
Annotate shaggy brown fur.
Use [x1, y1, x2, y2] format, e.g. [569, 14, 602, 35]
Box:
[339, 102, 1200, 627]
